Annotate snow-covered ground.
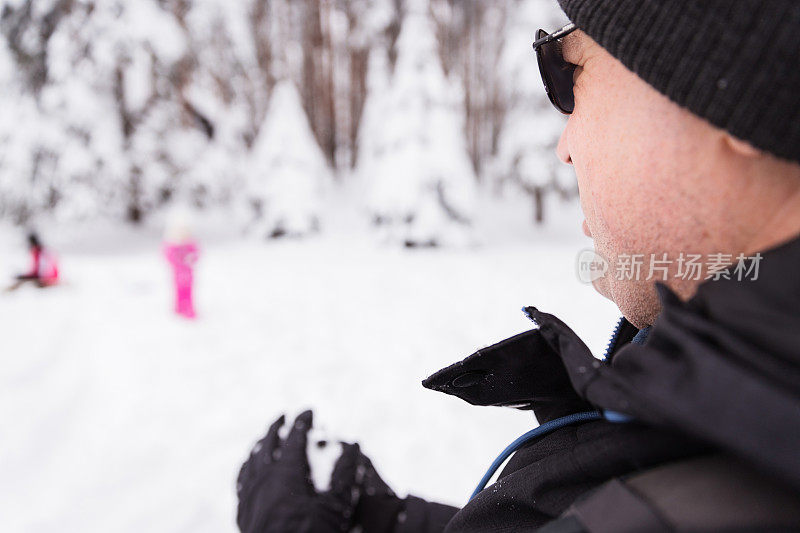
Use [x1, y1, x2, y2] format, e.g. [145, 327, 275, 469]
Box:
[0, 199, 620, 533]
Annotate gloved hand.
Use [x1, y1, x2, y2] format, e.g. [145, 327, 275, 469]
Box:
[348, 437, 459, 533]
[237, 409, 459, 533]
[352, 455, 459, 533]
[236, 410, 363, 533]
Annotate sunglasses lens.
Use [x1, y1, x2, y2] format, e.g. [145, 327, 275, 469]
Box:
[536, 29, 576, 114]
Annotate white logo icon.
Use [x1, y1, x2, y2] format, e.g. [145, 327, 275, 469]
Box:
[576, 249, 609, 283]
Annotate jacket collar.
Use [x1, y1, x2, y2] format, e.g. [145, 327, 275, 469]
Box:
[425, 232, 800, 490]
[422, 303, 640, 424]
[421, 325, 597, 423]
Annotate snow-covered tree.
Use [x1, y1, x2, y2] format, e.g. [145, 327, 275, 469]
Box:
[492, 0, 574, 224]
[0, 0, 258, 223]
[0, 0, 188, 222]
[0, 1, 88, 223]
[430, 0, 509, 178]
[0, 33, 36, 222]
[362, 0, 476, 247]
[355, 44, 391, 189]
[0, 0, 577, 231]
[246, 80, 331, 239]
[350, 0, 398, 184]
[178, 0, 255, 207]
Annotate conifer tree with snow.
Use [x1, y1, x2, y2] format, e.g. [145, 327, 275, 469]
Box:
[175, 0, 254, 208]
[493, 0, 575, 224]
[355, 43, 391, 192]
[247, 80, 331, 239]
[0, 0, 573, 230]
[0, 0, 254, 224]
[0, 1, 106, 223]
[0, 0, 191, 222]
[0, 34, 47, 223]
[362, 0, 476, 247]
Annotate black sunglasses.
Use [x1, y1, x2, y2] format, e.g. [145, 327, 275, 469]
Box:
[533, 23, 578, 114]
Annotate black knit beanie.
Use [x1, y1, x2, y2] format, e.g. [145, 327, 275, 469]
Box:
[556, 0, 800, 165]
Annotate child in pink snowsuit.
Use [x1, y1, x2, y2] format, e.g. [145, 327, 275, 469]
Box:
[163, 240, 199, 319]
[7, 232, 59, 291]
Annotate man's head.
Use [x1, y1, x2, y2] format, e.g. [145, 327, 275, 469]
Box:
[545, 3, 800, 328]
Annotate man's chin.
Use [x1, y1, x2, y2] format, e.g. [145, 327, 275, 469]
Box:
[591, 274, 613, 302]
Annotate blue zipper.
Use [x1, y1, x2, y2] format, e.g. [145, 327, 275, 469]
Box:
[602, 316, 627, 361]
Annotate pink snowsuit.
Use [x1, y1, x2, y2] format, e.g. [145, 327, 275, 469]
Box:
[22, 246, 59, 286]
[164, 241, 199, 319]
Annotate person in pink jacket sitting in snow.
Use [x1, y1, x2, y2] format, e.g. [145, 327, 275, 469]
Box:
[163, 213, 199, 319]
[6, 232, 59, 291]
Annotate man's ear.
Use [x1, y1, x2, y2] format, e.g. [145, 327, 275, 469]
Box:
[723, 133, 761, 158]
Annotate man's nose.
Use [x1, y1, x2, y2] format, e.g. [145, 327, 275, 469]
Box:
[556, 126, 572, 164]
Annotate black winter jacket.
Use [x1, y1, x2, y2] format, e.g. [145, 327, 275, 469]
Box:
[400, 234, 800, 532]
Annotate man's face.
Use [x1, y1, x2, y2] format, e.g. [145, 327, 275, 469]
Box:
[556, 31, 741, 327]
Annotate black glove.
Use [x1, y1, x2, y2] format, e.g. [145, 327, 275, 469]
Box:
[352, 455, 459, 533]
[236, 410, 363, 533]
[237, 410, 459, 533]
